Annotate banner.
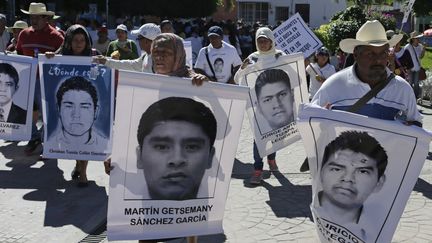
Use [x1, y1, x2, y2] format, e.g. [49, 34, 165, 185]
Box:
[402, 0, 416, 24]
[39, 55, 114, 161]
[0, 54, 37, 141]
[273, 13, 323, 58]
[236, 53, 308, 157]
[297, 104, 431, 243]
[107, 70, 249, 241]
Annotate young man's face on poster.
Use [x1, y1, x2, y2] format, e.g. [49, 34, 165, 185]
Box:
[59, 90, 97, 136]
[137, 120, 215, 200]
[320, 149, 384, 209]
[257, 81, 294, 130]
[0, 73, 17, 106]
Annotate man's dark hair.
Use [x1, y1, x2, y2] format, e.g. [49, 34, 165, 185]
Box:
[321, 131, 388, 179]
[56, 76, 98, 111]
[0, 63, 19, 88]
[255, 69, 291, 98]
[137, 97, 217, 150]
[214, 58, 224, 65]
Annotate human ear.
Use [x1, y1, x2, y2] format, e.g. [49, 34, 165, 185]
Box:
[207, 146, 215, 169]
[374, 174, 386, 193]
[136, 146, 144, 169]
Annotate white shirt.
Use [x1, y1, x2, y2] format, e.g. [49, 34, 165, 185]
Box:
[306, 62, 336, 99]
[405, 43, 424, 72]
[105, 52, 153, 73]
[194, 41, 242, 83]
[184, 36, 203, 65]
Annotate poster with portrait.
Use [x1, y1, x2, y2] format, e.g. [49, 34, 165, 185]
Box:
[39, 55, 114, 161]
[273, 13, 323, 58]
[297, 104, 432, 243]
[107, 70, 249, 241]
[0, 54, 37, 141]
[237, 53, 308, 157]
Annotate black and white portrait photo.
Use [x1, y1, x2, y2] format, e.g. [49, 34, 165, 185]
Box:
[39, 55, 114, 161]
[107, 70, 249, 241]
[0, 54, 37, 140]
[213, 58, 224, 73]
[0, 63, 27, 124]
[297, 104, 432, 243]
[136, 97, 217, 200]
[239, 53, 308, 158]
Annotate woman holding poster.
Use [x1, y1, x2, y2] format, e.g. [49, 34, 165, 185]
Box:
[45, 24, 101, 187]
[235, 27, 286, 185]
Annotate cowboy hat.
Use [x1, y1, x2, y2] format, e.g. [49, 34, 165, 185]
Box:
[21, 2, 55, 16]
[339, 20, 403, 54]
[6, 20, 28, 33]
[409, 31, 423, 39]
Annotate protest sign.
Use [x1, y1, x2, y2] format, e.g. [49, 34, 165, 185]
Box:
[39, 55, 114, 161]
[273, 13, 323, 58]
[402, 0, 416, 24]
[297, 104, 431, 243]
[107, 70, 249, 240]
[0, 54, 37, 141]
[236, 53, 308, 157]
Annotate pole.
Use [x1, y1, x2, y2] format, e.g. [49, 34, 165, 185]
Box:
[106, 0, 109, 27]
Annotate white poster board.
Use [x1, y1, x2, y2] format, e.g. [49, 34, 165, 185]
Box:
[107, 70, 249, 240]
[297, 104, 431, 243]
[0, 54, 37, 141]
[237, 53, 309, 157]
[39, 55, 114, 161]
[273, 13, 323, 58]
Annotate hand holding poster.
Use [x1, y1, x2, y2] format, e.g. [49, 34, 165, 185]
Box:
[273, 13, 323, 58]
[39, 55, 114, 161]
[297, 104, 431, 243]
[237, 53, 308, 157]
[107, 70, 249, 240]
[0, 54, 37, 141]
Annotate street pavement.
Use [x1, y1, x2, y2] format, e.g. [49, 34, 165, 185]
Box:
[2, 101, 432, 243]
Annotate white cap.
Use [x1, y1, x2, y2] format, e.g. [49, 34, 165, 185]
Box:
[116, 24, 128, 32]
[131, 23, 161, 41]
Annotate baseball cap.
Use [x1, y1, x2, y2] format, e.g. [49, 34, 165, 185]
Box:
[208, 26, 223, 37]
[116, 24, 128, 32]
[131, 23, 161, 41]
[316, 46, 330, 56]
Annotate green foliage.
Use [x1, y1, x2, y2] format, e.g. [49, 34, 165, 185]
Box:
[422, 47, 432, 70]
[314, 24, 337, 52]
[367, 11, 396, 30]
[412, 0, 432, 17]
[327, 20, 363, 53]
[335, 5, 366, 21]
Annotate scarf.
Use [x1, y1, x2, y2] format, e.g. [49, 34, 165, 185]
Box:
[151, 33, 188, 77]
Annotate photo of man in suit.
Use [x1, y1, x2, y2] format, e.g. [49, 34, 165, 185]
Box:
[136, 97, 217, 200]
[0, 63, 27, 124]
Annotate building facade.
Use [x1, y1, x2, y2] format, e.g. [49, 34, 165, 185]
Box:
[237, 0, 347, 28]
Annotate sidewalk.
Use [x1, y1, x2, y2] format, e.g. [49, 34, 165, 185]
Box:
[1, 102, 432, 243]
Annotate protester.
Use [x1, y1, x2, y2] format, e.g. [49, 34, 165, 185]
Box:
[234, 27, 286, 185]
[45, 24, 101, 187]
[405, 31, 426, 99]
[93, 26, 110, 55]
[16, 2, 64, 155]
[184, 27, 203, 65]
[0, 14, 10, 52]
[94, 23, 160, 73]
[194, 26, 242, 84]
[306, 47, 336, 100]
[387, 30, 413, 81]
[5, 20, 28, 53]
[312, 20, 421, 124]
[106, 24, 139, 60]
[160, 20, 174, 34]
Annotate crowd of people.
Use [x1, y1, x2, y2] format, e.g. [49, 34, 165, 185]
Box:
[0, 2, 429, 241]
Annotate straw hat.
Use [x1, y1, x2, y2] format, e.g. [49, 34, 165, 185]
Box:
[409, 31, 424, 40]
[339, 20, 403, 53]
[6, 20, 28, 32]
[21, 2, 55, 16]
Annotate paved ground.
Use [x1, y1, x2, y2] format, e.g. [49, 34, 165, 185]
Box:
[2, 101, 432, 243]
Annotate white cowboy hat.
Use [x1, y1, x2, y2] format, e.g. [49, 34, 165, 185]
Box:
[339, 20, 403, 53]
[21, 2, 55, 16]
[409, 31, 424, 39]
[6, 20, 28, 33]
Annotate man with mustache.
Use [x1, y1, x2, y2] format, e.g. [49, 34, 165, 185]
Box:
[318, 131, 387, 224]
[136, 97, 217, 200]
[255, 68, 294, 131]
[311, 20, 422, 126]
